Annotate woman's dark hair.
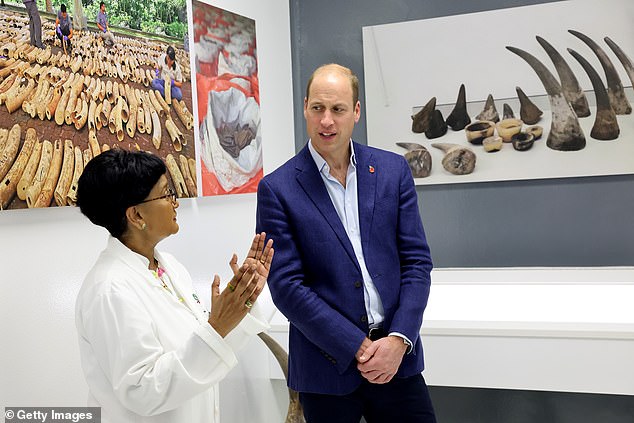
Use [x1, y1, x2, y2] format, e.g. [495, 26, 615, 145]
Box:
[166, 46, 176, 69]
[60, 4, 66, 13]
[77, 150, 166, 239]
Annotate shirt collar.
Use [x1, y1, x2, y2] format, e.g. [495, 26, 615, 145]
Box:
[308, 139, 357, 177]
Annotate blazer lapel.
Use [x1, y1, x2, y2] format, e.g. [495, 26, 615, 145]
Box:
[295, 146, 360, 272]
[354, 143, 377, 257]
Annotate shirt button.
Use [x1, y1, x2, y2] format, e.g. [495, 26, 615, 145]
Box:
[360, 315, 367, 323]
[354, 281, 362, 288]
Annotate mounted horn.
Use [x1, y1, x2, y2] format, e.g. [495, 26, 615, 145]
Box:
[431, 142, 476, 175]
[506, 46, 585, 151]
[411, 97, 436, 133]
[475, 94, 499, 122]
[604, 36, 634, 89]
[568, 48, 619, 140]
[445, 84, 471, 130]
[396, 142, 432, 178]
[568, 29, 631, 115]
[516, 86, 542, 125]
[536, 35, 590, 117]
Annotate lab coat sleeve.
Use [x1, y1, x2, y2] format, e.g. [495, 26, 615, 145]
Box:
[81, 283, 238, 416]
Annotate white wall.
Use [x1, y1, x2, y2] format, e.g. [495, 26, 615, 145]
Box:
[0, 0, 295, 421]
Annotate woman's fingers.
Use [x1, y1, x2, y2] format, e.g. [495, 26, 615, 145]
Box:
[228, 253, 239, 275]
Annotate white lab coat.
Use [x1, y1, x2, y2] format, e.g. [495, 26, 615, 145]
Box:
[75, 236, 272, 423]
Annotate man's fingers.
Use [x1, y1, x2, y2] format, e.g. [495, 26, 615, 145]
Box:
[359, 340, 379, 362]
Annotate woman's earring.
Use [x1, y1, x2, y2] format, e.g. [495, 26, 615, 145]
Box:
[141, 223, 147, 230]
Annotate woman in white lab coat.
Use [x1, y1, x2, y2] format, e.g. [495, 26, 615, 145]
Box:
[75, 149, 274, 423]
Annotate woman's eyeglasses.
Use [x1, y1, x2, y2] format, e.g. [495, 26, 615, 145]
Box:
[139, 188, 177, 204]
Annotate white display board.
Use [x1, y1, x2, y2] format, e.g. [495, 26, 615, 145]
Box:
[362, 0, 634, 185]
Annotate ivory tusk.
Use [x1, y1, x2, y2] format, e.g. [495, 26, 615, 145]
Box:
[53, 139, 75, 206]
[25, 140, 53, 207]
[65, 146, 83, 206]
[32, 139, 63, 208]
[74, 97, 88, 130]
[151, 110, 161, 150]
[17, 140, 42, 201]
[187, 158, 196, 187]
[165, 118, 184, 152]
[0, 124, 22, 180]
[6, 78, 36, 113]
[165, 154, 188, 197]
[173, 99, 194, 131]
[568, 48, 619, 141]
[164, 78, 172, 105]
[55, 88, 71, 126]
[0, 127, 37, 209]
[88, 129, 101, 158]
[506, 46, 585, 151]
[82, 148, 93, 168]
[179, 154, 197, 196]
[536, 35, 590, 117]
[87, 99, 97, 131]
[568, 29, 631, 115]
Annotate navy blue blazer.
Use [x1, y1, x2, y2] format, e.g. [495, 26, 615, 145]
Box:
[256, 142, 432, 395]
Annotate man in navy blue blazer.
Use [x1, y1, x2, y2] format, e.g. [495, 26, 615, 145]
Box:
[256, 63, 436, 422]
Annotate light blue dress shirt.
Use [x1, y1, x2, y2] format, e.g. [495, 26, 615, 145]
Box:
[308, 140, 385, 327]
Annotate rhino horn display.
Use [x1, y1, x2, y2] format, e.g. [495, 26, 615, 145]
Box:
[257, 332, 306, 423]
[396, 142, 432, 178]
[502, 103, 515, 120]
[475, 94, 499, 123]
[445, 84, 471, 131]
[431, 142, 476, 175]
[604, 36, 634, 89]
[568, 48, 619, 141]
[536, 35, 590, 117]
[515, 86, 542, 125]
[411, 97, 436, 133]
[425, 109, 448, 139]
[506, 46, 585, 151]
[568, 29, 631, 115]
[0, 127, 36, 210]
[53, 139, 74, 206]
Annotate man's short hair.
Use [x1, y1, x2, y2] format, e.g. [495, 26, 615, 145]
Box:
[60, 4, 66, 13]
[305, 63, 359, 105]
[99, 1, 105, 8]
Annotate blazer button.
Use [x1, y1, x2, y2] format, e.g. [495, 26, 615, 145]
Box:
[360, 315, 367, 323]
[354, 280, 362, 288]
